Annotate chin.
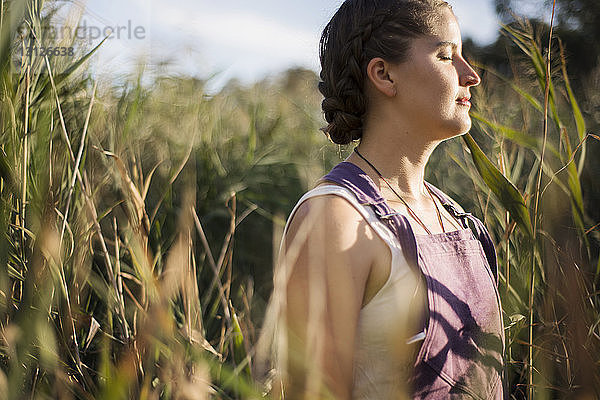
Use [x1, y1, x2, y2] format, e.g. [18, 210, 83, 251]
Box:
[458, 122, 472, 136]
[455, 115, 473, 134]
[438, 120, 472, 140]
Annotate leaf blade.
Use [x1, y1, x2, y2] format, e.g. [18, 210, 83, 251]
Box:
[463, 133, 533, 237]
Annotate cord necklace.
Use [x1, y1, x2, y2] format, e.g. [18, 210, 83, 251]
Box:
[353, 147, 446, 234]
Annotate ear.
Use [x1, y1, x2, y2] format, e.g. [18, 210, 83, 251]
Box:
[366, 57, 396, 97]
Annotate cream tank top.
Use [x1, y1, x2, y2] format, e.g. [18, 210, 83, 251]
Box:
[284, 185, 425, 399]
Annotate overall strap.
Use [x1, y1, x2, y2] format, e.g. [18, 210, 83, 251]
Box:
[424, 182, 499, 283]
[321, 162, 419, 268]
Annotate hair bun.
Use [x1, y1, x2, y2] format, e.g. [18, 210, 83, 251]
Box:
[321, 95, 363, 145]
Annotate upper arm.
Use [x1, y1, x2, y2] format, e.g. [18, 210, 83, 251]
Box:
[280, 195, 377, 399]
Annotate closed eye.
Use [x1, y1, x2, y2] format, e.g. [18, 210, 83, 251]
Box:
[435, 40, 459, 61]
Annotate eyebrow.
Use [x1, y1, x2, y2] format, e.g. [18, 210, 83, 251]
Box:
[435, 41, 458, 50]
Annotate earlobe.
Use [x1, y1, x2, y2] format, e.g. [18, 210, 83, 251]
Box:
[366, 58, 397, 97]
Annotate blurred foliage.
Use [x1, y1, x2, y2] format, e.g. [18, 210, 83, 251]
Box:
[494, 0, 600, 77]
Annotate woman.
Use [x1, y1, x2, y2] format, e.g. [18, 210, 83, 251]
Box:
[270, 0, 505, 398]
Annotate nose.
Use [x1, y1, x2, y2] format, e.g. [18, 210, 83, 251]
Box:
[459, 57, 481, 87]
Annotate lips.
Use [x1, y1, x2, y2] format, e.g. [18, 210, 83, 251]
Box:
[456, 97, 471, 107]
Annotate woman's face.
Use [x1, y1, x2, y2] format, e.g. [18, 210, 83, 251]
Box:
[387, 7, 480, 139]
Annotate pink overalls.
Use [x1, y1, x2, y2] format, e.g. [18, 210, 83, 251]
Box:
[322, 162, 504, 399]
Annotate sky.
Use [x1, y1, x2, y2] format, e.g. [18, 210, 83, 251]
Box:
[58, 0, 503, 87]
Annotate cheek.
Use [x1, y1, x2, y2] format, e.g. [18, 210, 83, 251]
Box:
[440, 74, 456, 97]
[426, 69, 455, 101]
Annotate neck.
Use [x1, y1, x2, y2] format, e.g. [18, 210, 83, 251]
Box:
[351, 129, 440, 200]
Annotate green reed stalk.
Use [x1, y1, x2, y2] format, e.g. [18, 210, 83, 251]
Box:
[530, 1, 557, 398]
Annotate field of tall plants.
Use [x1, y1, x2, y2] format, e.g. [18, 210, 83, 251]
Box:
[1, 0, 599, 399]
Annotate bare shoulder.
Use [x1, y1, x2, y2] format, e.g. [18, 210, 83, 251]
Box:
[284, 193, 377, 250]
[282, 192, 388, 296]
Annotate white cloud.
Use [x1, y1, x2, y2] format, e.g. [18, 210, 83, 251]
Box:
[147, 5, 319, 81]
[185, 13, 314, 58]
[450, 0, 500, 45]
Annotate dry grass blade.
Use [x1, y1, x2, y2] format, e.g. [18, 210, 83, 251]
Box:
[60, 81, 97, 243]
[94, 147, 150, 234]
[192, 207, 231, 326]
[83, 317, 101, 352]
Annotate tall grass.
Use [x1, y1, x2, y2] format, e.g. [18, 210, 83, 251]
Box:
[1, 0, 599, 399]
[0, 1, 335, 398]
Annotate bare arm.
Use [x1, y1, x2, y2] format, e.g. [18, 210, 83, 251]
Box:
[280, 195, 381, 399]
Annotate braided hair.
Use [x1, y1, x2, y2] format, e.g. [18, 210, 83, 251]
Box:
[319, 0, 451, 145]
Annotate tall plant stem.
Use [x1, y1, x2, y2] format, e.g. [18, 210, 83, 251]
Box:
[530, 1, 557, 398]
[499, 143, 512, 367]
[21, 64, 30, 251]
